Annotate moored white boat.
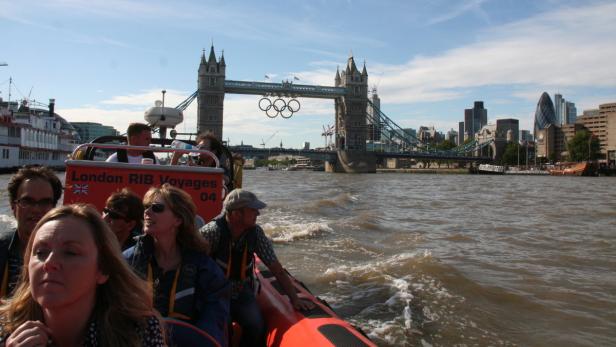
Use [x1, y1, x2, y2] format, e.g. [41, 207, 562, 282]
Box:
[0, 97, 79, 172]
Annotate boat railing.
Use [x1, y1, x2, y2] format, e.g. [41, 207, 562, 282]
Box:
[71, 143, 220, 168]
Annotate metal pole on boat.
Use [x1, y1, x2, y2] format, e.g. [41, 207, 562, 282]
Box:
[160, 90, 167, 144]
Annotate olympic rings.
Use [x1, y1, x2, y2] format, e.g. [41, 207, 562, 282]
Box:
[258, 97, 301, 118]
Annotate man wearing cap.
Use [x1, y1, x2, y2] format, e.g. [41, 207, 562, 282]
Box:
[200, 189, 313, 347]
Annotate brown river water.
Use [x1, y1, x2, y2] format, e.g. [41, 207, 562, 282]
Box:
[1, 171, 615, 346]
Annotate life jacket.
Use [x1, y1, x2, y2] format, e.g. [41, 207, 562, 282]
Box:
[116, 149, 157, 163]
[210, 217, 256, 284]
[127, 236, 198, 321]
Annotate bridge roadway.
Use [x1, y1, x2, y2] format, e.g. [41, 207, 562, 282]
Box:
[224, 80, 346, 98]
[229, 146, 491, 162]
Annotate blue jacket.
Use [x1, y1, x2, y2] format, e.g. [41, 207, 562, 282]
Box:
[124, 235, 230, 346]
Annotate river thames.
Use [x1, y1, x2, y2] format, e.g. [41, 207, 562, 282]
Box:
[1, 171, 615, 346]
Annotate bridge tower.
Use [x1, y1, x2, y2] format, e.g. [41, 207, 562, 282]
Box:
[331, 56, 376, 173]
[197, 45, 226, 139]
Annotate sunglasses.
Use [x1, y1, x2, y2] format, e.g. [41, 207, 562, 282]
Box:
[103, 208, 128, 221]
[144, 203, 166, 213]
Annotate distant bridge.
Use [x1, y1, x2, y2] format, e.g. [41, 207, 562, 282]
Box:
[229, 146, 492, 162]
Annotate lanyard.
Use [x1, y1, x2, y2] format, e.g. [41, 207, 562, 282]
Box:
[147, 263, 190, 320]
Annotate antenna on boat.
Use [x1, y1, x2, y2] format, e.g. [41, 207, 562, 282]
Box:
[145, 89, 184, 145]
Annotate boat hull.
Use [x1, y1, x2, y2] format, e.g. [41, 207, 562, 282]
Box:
[548, 162, 595, 176]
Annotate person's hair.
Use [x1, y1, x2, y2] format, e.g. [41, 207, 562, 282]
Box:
[126, 123, 151, 138]
[7, 165, 63, 205]
[143, 184, 209, 253]
[0, 204, 163, 346]
[196, 131, 224, 156]
[105, 188, 144, 229]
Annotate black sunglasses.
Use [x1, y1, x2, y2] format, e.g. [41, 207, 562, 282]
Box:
[144, 203, 166, 213]
[103, 208, 128, 220]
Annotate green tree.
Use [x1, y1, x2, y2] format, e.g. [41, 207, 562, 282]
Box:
[437, 139, 456, 150]
[500, 142, 521, 165]
[568, 130, 601, 161]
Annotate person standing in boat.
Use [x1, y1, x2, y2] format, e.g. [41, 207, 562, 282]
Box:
[124, 184, 230, 346]
[200, 189, 314, 347]
[0, 204, 166, 346]
[103, 188, 144, 251]
[0, 165, 63, 298]
[106, 123, 158, 164]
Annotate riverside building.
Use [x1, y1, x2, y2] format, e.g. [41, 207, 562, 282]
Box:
[534, 91, 615, 165]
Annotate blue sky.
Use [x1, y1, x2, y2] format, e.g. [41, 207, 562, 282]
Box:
[1, 0, 615, 148]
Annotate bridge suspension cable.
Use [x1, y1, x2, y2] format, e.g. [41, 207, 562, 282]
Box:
[366, 99, 495, 157]
[175, 90, 198, 111]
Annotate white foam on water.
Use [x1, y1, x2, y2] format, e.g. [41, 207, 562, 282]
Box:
[268, 222, 333, 243]
[0, 214, 16, 229]
[324, 251, 420, 280]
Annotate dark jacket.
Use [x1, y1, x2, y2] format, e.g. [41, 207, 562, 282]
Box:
[123, 235, 230, 346]
[0, 229, 23, 298]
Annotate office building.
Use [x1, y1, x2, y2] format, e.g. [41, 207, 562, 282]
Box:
[520, 130, 533, 143]
[463, 101, 487, 142]
[71, 122, 119, 143]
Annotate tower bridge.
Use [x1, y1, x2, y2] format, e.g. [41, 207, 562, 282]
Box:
[192, 46, 491, 173]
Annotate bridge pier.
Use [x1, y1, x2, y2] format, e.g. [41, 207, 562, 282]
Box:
[326, 150, 376, 173]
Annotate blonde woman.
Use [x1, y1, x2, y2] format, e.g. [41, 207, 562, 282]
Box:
[0, 204, 165, 347]
[124, 184, 229, 346]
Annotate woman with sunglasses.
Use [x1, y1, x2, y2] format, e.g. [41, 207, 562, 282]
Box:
[0, 204, 165, 347]
[103, 188, 144, 251]
[124, 184, 229, 346]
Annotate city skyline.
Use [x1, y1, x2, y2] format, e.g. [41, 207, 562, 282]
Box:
[1, 0, 616, 148]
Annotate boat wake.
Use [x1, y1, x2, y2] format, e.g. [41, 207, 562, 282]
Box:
[262, 220, 333, 243]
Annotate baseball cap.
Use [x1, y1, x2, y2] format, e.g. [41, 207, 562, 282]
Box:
[223, 189, 267, 211]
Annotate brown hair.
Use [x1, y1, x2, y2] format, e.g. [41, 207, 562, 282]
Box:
[143, 184, 209, 253]
[0, 204, 163, 346]
[196, 131, 224, 157]
[126, 123, 151, 138]
[7, 165, 63, 205]
[105, 188, 144, 229]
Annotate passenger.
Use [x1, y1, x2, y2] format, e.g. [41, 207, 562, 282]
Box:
[103, 188, 144, 251]
[0, 204, 165, 346]
[200, 189, 315, 347]
[124, 184, 230, 346]
[171, 132, 233, 192]
[0, 165, 62, 297]
[106, 122, 158, 164]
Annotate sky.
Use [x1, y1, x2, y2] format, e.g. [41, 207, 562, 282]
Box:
[1, 0, 615, 148]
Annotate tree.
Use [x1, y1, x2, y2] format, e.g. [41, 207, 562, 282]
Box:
[437, 139, 456, 150]
[568, 130, 601, 162]
[500, 142, 520, 165]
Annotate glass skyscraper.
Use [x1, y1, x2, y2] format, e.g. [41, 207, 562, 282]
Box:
[534, 92, 557, 137]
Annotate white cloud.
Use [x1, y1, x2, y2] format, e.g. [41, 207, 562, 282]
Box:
[292, 2, 616, 107]
[427, 0, 489, 25]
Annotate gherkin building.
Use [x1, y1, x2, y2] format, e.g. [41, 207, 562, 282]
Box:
[534, 92, 557, 134]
